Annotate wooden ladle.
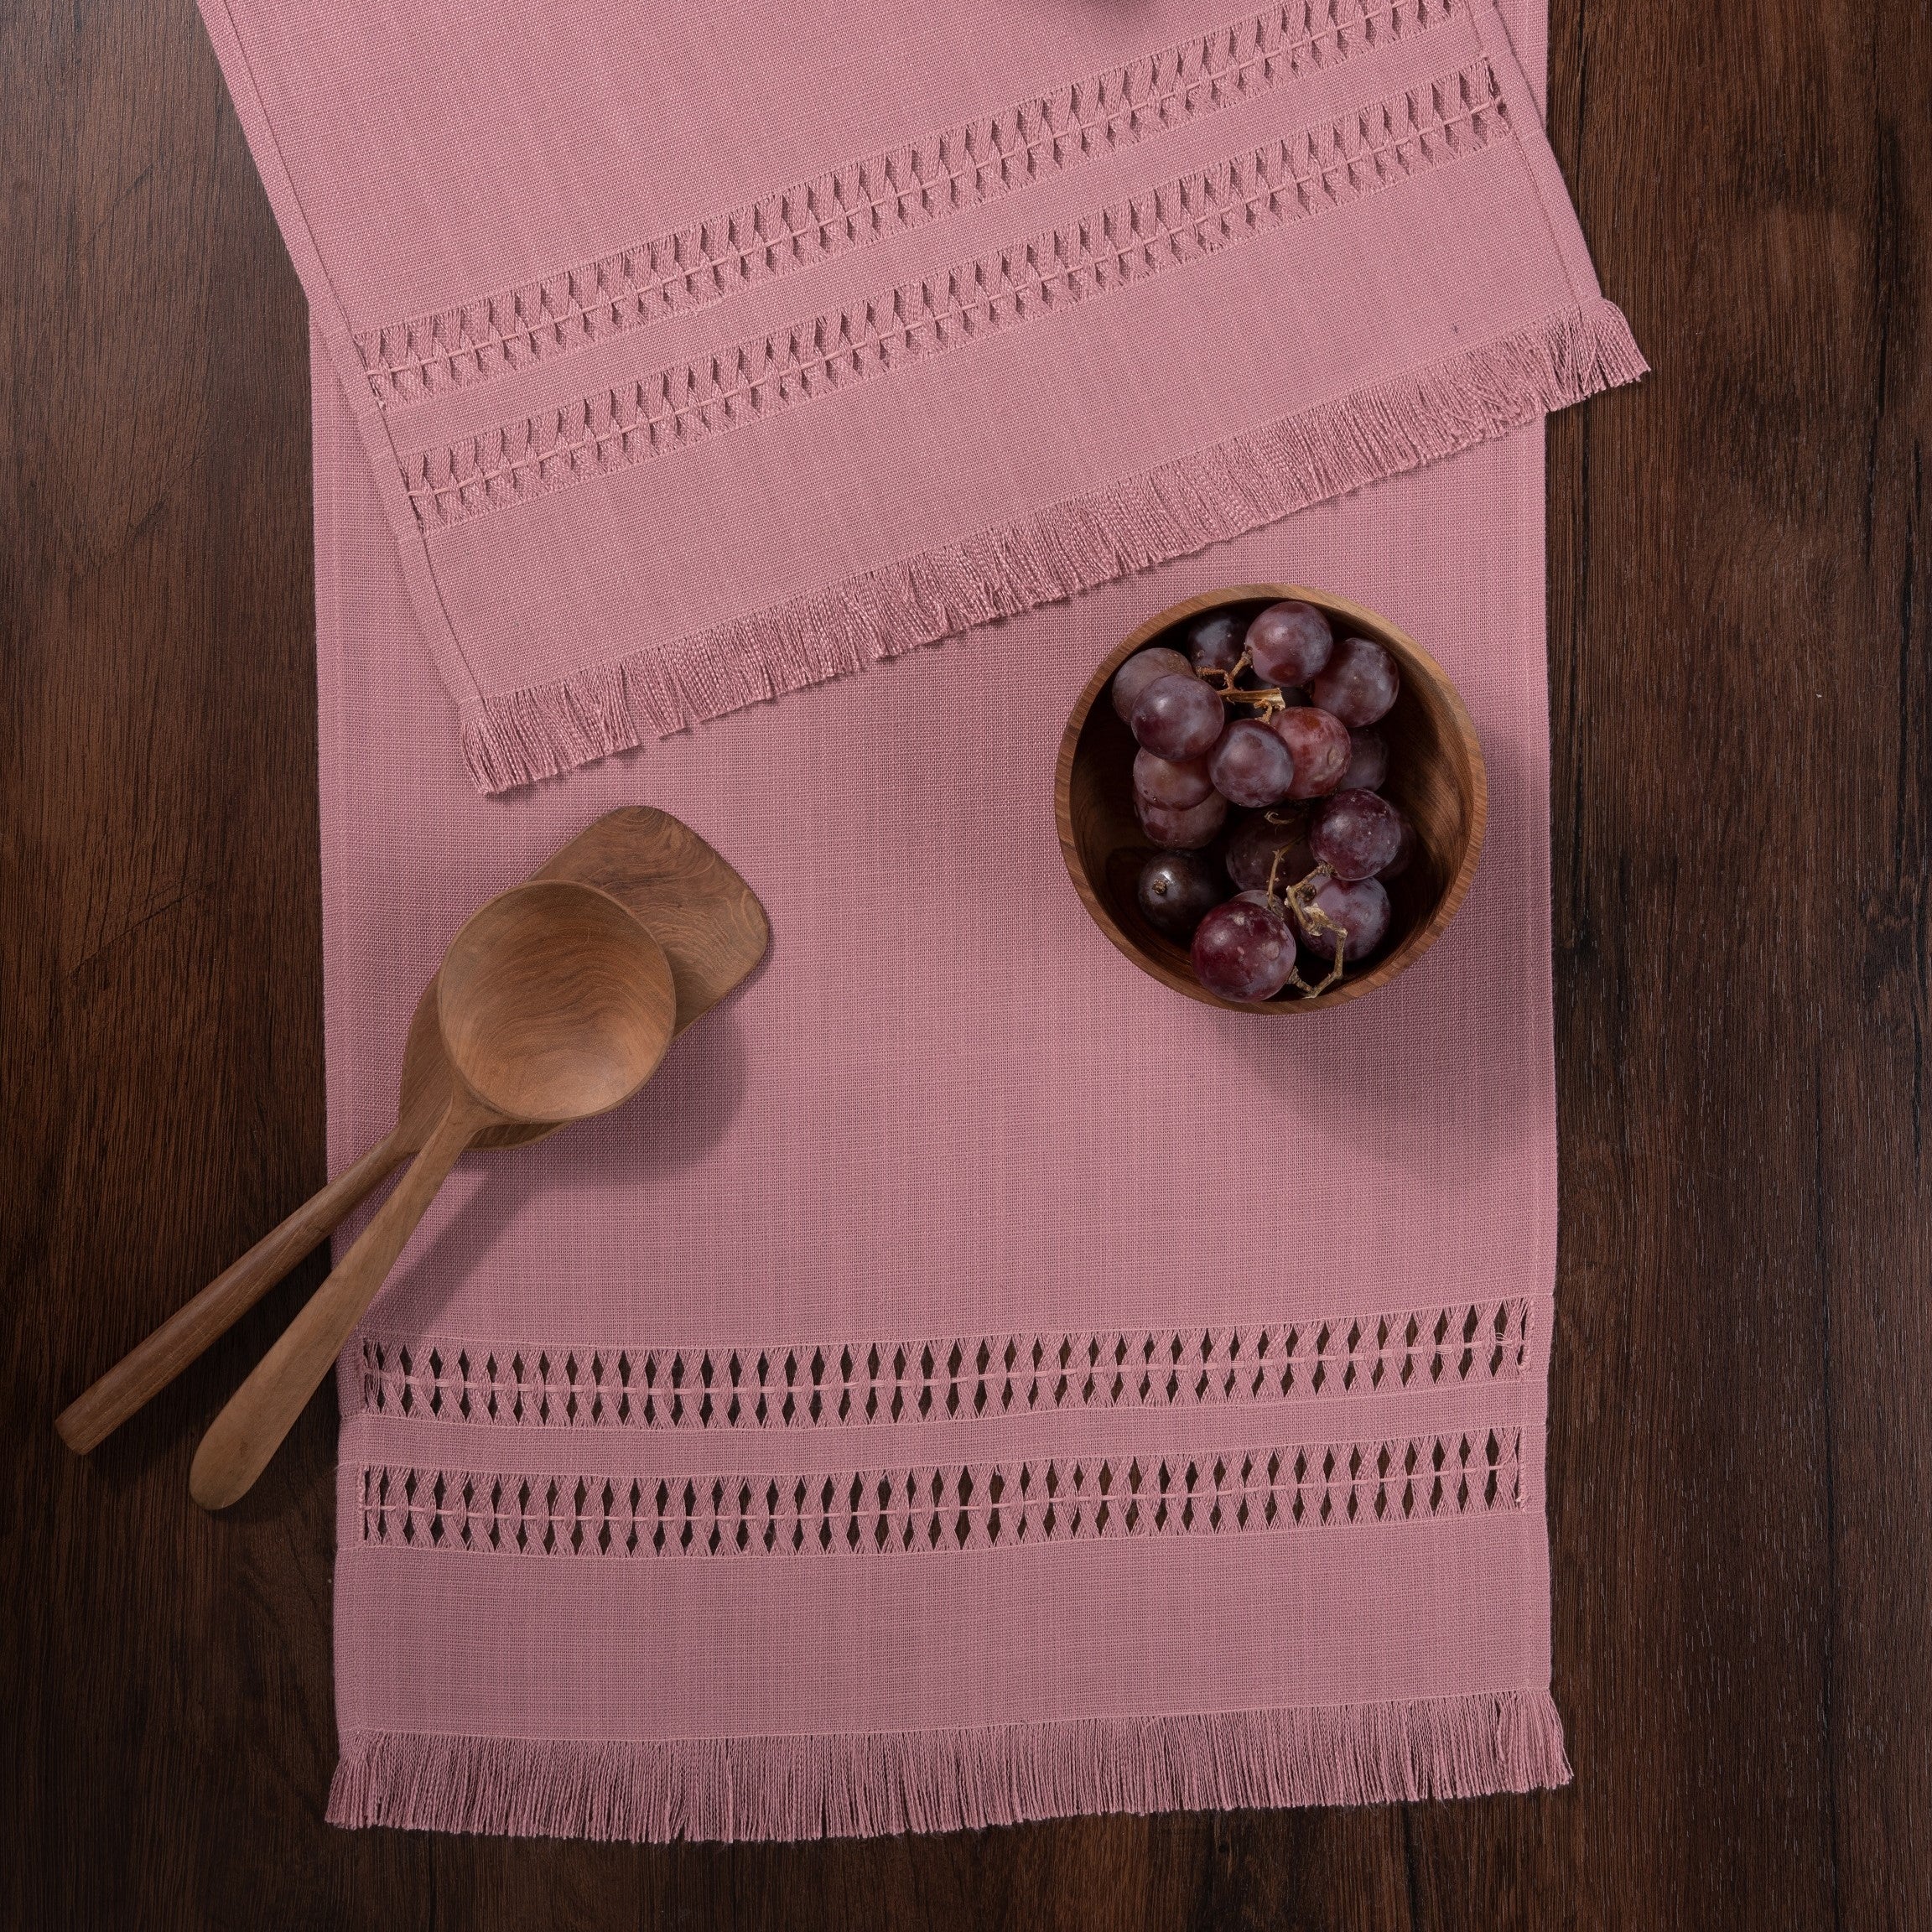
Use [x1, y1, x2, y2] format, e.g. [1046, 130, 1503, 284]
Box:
[187, 880, 677, 1510]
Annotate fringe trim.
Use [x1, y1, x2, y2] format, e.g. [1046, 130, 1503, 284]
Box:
[458, 299, 1645, 792]
[328, 1689, 1571, 1842]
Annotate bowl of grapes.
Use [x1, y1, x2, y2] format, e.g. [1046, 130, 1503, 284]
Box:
[1055, 584, 1486, 1011]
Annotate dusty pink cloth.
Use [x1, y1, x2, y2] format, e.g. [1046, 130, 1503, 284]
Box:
[207, 0, 1637, 792]
[209, 0, 1639, 1840]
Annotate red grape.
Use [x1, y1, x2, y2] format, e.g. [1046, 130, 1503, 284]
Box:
[1311, 789, 1402, 880]
[1186, 610, 1248, 674]
[1380, 813, 1418, 880]
[1192, 896, 1297, 1001]
[1131, 673, 1225, 761]
[1134, 749, 1214, 808]
[1208, 719, 1295, 808]
[1247, 600, 1335, 685]
[1136, 850, 1223, 940]
[1270, 707, 1351, 797]
[1225, 811, 1314, 892]
[1295, 875, 1391, 961]
[1340, 728, 1387, 792]
[1111, 647, 1192, 723]
[1308, 636, 1399, 726]
[1138, 789, 1227, 849]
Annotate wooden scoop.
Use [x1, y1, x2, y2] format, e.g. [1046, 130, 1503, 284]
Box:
[55, 808, 767, 1454]
[188, 880, 677, 1510]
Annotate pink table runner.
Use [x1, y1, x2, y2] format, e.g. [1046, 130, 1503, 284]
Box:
[210, 0, 1640, 1841]
[207, 0, 1635, 791]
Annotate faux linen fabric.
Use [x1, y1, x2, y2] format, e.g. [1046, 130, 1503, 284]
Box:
[210, 0, 1640, 1842]
[317, 378, 1570, 1841]
[203, 0, 1639, 792]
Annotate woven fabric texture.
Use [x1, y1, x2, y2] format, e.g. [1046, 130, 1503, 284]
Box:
[207, 0, 1639, 1841]
[205, 0, 1639, 791]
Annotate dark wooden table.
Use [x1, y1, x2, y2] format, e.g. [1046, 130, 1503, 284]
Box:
[5, 0, 1929, 1923]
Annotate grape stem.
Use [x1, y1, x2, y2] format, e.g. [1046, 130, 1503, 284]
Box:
[1197, 662, 1348, 1000]
[1264, 851, 1348, 998]
[1197, 652, 1287, 718]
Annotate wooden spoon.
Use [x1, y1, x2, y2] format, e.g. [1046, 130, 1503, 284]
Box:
[188, 880, 677, 1510]
[55, 808, 767, 1454]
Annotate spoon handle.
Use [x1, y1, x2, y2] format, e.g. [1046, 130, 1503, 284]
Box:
[55, 1132, 408, 1455]
[189, 1098, 482, 1510]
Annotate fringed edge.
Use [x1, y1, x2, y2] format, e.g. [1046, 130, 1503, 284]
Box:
[327, 1688, 1571, 1842]
[458, 299, 1645, 792]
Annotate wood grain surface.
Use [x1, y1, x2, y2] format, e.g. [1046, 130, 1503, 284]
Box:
[3, 0, 1928, 1924]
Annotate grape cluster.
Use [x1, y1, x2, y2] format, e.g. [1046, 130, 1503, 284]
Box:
[1115, 600, 1414, 1002]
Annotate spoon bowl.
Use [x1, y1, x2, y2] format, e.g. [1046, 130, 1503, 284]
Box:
[439, 880, 675, 1121]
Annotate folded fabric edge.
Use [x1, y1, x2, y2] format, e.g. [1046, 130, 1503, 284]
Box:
[327, 1687, 1571, 1841]
[456, 297, 1644, 793]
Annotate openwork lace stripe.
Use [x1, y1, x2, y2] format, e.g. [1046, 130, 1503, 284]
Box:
[360, 1428, 1524, 1559]
[357, 1298, 1528, 1431]
[356, 0, 1462, 402]
[402, 60, 1507, 531]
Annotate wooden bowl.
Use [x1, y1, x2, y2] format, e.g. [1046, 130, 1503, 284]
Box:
[1054, 584, 1486, 1013]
